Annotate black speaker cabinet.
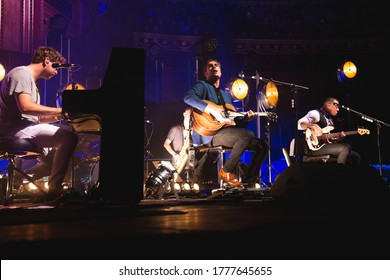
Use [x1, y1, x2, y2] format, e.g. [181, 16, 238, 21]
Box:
[271, 162, 388, 205]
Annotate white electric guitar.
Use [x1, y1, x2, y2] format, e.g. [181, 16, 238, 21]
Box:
[305, 125, 370, 151]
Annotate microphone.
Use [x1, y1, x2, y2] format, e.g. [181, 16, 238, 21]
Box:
[52, 63, 77, 68]
[341, 105, 350, 110]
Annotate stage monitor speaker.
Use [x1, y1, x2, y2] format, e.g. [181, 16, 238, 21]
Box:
[271, 162, 388, 206]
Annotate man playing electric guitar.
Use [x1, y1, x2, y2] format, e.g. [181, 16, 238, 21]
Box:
[297, 97, 361, 165]
[305, 125, 369, 151]
[184, 59, 269, 188]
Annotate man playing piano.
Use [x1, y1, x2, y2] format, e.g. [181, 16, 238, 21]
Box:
[0, 46, 79, 203]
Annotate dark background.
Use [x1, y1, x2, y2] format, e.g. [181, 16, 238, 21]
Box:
[1, 0, 389, 182]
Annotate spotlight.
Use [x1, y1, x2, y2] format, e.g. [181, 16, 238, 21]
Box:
[173, 182, 181, 193]
[0, 64, 5, 81]
[182, 182, 191, 192]
[145, 161, 176, 196]
[337, 61, 357, 84]
[229, 78, 248, 100]
[56, 82, 85, 108]
[65, 83, 86, 90]
[192, 183, 200, 193]
[168, 183, 178, 193]
[17, 178, 50, 196]
[258, 81, 278, 111]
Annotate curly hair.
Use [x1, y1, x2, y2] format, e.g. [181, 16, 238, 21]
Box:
[31, 46, 66, 64]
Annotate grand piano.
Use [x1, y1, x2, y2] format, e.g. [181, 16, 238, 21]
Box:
[62, 47, 145, 204]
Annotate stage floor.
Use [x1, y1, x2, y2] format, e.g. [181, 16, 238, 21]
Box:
[1, 184, 390, 260]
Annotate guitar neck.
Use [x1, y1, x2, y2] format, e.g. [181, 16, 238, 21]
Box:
[254, 112, 270, 117]
[323, 130, 358, 139]
[228, 111, 269, 117]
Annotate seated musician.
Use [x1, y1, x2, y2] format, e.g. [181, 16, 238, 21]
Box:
[0, 46, 79, 203]
[184, 58, 269, 188]
[297, 96, 361, 164]
[163, 107, 194, 174]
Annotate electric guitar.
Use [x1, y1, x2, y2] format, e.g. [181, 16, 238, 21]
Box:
[192, 100, 278, 136]
[305, 125, 370, 151]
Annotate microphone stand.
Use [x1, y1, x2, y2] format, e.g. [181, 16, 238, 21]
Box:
[240, 73, 309, 170]
[341, 106, 390, 176]
[186, 116, 196, 181]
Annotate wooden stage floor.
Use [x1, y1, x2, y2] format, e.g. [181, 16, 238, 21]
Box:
[1, 183, 390, 260]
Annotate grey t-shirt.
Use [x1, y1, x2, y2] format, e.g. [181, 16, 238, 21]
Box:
[0, 66, 39, 135]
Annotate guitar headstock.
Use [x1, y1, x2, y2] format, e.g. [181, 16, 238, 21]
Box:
[266, 112, 278, 122]
[357, 128, 370, 135]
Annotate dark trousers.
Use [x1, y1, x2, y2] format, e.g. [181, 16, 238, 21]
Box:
[196, 127, 269, 179]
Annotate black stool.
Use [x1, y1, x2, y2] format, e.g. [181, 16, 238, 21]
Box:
[196, 145, 252, 188]
[0, 138, 44, 206]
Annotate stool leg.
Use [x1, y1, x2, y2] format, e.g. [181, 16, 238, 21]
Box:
[4, 161, 15, 206]
[14, 167, 47, 195]
[217, 151, 224, 188]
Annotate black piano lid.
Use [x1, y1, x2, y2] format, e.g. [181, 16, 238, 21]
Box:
[62, 47, 146, 204]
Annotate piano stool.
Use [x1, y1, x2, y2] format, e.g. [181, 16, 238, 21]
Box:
[0, 139, 45, 206]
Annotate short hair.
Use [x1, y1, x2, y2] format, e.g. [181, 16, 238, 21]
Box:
[323, 97, 337, 105]
[202, 58, 221, 72]
[31, 46, 66, 64]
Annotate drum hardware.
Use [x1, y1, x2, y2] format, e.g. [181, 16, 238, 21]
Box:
[73, 159, 100, 196]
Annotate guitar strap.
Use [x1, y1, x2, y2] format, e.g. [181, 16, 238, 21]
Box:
[216, 88, 229, 118]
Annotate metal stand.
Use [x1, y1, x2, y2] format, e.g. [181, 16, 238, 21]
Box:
[341, 105, 390, 176]
[240, 72, 309, 170]
[263, 120, 279, 184]
[290, 86, 300, 160]
[158, 180, 180, 200]
[143, 106, 153, 192]
[0, 153, 45, 206]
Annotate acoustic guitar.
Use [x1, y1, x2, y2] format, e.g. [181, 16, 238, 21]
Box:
[305, 125, 370, 151]
[192, 100, 277, 136]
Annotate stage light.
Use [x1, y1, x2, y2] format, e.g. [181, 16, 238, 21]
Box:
[17, 178, 49, 196]
[182, 182, 191, 192]
[145, 161, 176, 196]
[0, 64, 6, 81]
[27, 181, 49, 192]
[65, 83, 85, 90]
[337, 61, 357, 84]
[229, 78, 248, 100]
[258, 81, 278, 111]
[56, 82, 85, 108]
[170, 183, 181, 191]
[192, 183, 200, 193]
[173, 182, 181, 193]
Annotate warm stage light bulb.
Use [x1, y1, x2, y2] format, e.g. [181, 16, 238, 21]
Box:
[342, 61, 357, 79]
[0, 64, 6, 81]
[229, 78, 248, 100]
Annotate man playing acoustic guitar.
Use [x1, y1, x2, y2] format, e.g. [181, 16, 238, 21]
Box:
[297, 97, 362, 165]
[184, 59, 269, 188]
